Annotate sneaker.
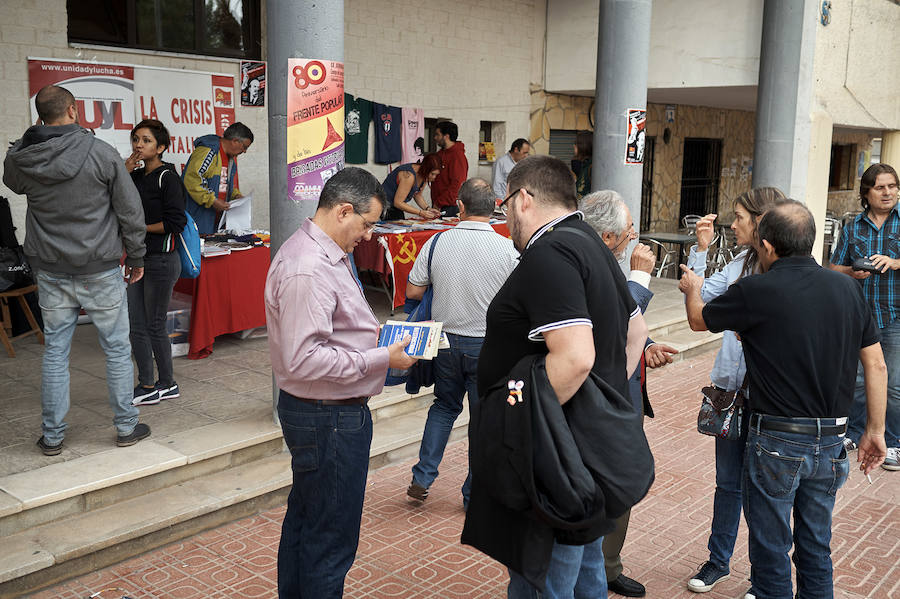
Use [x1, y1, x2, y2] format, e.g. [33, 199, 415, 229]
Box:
[407, 481, 429, 501]
[116, 423, 151, 447]
[36, 436, 63, 456]
[842, 437, 858, 452]
[687, 561, 730, 593]
[132, 385, 160, 406]
[882, 447, 900, 471]
[155, 381, 180, 401]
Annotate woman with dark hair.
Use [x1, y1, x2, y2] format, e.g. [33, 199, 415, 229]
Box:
[574, 131, 593, 199]
[829, 162, 900, 472]
[381, 152, 443, 220]
[125, 119, 187, 406]
[682, 187, 786, 596]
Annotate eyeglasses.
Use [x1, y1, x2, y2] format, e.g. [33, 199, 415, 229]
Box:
[500, 188, 531, 215]
[235, 139, 251, 153]
[353, 211, 378, 231]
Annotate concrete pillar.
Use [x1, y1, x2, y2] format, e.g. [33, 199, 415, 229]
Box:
[591, 0, 653, 238]
[882, 131, 900, 169]
[752, 0, 818, 200]
[805, 111, 833, 264]
[267, 0, 344, 421]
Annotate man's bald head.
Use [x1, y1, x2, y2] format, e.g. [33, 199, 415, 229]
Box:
[758, 199, 816, 258]
[35, 85, 76, 125]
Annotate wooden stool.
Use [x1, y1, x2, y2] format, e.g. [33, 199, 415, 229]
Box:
[0, 284, 44, 357]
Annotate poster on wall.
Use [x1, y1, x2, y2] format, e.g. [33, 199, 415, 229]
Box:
[624, 108, 646, 165]
[27, 58, 135, 158]
[286, 59, 344, 202]
[134, 68, 235, 171]
[240, 60, 266, 107]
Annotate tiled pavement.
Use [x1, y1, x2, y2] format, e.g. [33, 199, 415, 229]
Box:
[29, 350, 900, 599]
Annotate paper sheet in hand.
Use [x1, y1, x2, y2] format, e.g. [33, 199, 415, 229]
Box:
[377, 320, 443, 359]
[219, 195, 252, 231]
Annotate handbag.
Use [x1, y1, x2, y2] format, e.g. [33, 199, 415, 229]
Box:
[697, 374, 748, 440]
[159, 170, 201, 278]
[384, 231, 444, 387]
[0, 245, 32, 291]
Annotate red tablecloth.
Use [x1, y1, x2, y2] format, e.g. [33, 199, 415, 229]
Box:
[174, 246, 270, 359]
[354, 223, 510, 308]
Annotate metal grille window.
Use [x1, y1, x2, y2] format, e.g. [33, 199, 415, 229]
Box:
[549, 129, 577, 164]
[640, 136, 656, 231]
[679, 138, 722, 221]
[67, 0, 262, 59]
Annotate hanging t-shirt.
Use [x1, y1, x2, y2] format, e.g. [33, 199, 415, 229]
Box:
[344, 93, 372, 164]
[401, 107, 425, 164]
[374, 103, 403, 164]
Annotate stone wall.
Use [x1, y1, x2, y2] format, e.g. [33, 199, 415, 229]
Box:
[826, 128, 878, 219]
[528, 91, 757, 231]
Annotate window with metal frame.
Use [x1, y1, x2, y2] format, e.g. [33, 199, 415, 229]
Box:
[67, 0, 262, 60]
[679, 138, 722, 221]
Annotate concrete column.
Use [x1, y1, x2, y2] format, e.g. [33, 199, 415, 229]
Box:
[267, 0, 344, 422]
[591, 0, 653, 238]
[752, 0, 818, 200]
[805, 111, 833, 264]
[882, 131, 900, 169]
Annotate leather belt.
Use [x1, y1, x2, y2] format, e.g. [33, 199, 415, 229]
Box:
[292, 396, 369, 407]
[753, 415, 846, 437]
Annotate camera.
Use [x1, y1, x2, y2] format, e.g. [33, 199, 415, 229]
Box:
[851, 258, 881, 273]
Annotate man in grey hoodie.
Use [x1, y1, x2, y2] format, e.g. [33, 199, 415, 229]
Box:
[3, 85, 151, 455]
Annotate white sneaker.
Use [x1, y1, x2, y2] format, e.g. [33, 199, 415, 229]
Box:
[882, 447, 900, 471]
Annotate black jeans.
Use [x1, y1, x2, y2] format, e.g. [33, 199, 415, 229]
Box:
[127, 251, 180, 387]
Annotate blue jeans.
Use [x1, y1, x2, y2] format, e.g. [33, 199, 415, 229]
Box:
[411, 334, 482, 504]
[508, 537, 608, 599]
[847, 319, 900, 448]
[707, 407, 750, 569]
[127, 252, 181, 387]
[743, 416, 850, 599]
[276, 391, 373, 599]
[36, 267, 138, 443]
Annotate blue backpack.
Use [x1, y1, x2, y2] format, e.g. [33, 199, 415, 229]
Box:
[159, 170, 200, 278]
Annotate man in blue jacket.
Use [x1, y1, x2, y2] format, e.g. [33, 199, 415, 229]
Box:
[582, 190, 677, 597]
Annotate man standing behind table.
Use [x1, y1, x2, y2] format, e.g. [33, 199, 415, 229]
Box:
[265, 167, 417, 599]
[492, 138, 531, 200]
[581, 190, 678, 597]
[404, 178, 519, 508]
[679, 199, 887, 599]
[467, 155, 649, 598]
[430, 121, 468, 216]
[182, 122, 253, 234]
[829, 163, 900, 471]
[3, 85, 150, 454]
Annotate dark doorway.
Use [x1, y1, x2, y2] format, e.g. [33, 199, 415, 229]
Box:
[679, 138, 722, 221]
[640, 136, 655, 231]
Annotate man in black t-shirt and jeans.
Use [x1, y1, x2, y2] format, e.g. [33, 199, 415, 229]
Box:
[679, 199, 887, 599]
[475, 155, 649, 598]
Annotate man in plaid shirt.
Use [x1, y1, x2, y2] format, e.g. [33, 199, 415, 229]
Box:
[829, 163, 900, 471]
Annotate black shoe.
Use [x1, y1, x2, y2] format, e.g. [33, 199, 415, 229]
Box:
[36, 436, 63, 456]
[687, 560, 730, 592]
[406, 481, 429, 501]
[116, 423, 151, 447]
[608, 573, 646, 597]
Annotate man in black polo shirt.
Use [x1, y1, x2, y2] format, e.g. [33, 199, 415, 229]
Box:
[679, 199, 887, 599]
[474, 155, 649, 598]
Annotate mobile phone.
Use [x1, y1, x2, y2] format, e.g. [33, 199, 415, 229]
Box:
[852, 258, 880, 273]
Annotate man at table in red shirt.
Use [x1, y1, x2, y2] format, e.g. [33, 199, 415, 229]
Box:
[265, 167, 418, 599]
[405, 178, 520, 509]
[182, 122, 253, 234]
[431, 120, 468, 217]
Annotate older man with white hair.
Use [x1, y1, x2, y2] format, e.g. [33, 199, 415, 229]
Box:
[581, 190, 678, 597]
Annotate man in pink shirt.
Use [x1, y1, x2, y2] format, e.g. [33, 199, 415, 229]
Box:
[265, 167, 417, 598]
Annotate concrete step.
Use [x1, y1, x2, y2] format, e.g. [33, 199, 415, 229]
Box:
[650, 326, 723, 363]
[0, 389, 454, 598]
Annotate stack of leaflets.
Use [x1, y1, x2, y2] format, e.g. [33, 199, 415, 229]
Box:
[377, 320, 443, 359]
